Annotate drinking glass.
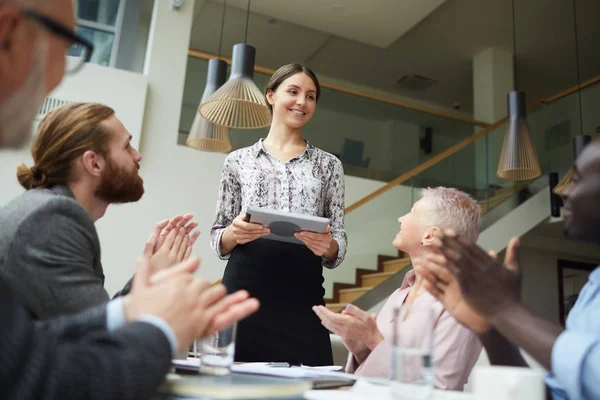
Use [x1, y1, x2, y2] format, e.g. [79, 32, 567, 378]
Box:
[391, 305, 434, 400]
[198, 322, 237, 376]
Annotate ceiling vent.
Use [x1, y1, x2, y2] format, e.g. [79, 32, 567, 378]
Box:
[395, 74, 438, 92]
[36, 97, 72, 121]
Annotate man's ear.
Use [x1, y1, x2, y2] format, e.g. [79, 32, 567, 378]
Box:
[81, 151, 105, 178]
[422, 226, 442, 247]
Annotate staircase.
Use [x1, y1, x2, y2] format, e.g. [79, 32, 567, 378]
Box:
[326, 256, 411, 312]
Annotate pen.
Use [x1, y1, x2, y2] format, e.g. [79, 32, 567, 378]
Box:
[268, 362, 302, 368]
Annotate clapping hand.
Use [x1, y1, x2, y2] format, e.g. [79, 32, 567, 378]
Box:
[420, 249, 491, 334]
[421, 231, 522, 328]
[143, 214, 201, 273]
[312, 304, 383, 353]
[124, 255, 260, 351]
[157, 214, 200, 252]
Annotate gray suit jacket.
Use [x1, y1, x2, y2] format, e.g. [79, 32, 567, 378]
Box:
[0, 185, 130, 319]
[1, 277, 171, 400]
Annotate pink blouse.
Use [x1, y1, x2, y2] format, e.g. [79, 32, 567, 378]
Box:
[345, 270, 482, 390]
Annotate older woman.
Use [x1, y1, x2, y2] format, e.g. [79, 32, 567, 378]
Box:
[313, 187, 482, 390]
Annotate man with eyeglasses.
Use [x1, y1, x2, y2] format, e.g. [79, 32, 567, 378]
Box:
[0, 1, 260, 399]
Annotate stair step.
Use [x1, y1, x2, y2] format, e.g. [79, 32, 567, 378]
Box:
[382, 257, 411, 273]
[325, 303, 348, 313]
[361, 271, 397, 287]
[339, 287, 373, 303]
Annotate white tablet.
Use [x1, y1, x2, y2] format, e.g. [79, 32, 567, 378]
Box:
[245, 206, 330, 245]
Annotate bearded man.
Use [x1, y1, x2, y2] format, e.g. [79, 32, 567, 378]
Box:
[0, 102, 199, 318]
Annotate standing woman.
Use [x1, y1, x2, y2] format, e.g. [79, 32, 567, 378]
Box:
[210, 64, 347, 366]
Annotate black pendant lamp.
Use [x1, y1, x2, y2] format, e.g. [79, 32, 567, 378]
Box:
[186, 0, 231, 152]
[198, 0, 271, 129]
[553, 0, 591, 195]
[497, 0, 541, 181]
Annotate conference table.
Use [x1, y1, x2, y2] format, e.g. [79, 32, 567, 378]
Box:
[156, 365, 473, 400]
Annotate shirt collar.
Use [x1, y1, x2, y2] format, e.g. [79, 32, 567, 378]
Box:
[400, 269, 416, 290]
[49, 184, 75, 199]
[589, 266, 600, 284]
[252, 138, 315, 160]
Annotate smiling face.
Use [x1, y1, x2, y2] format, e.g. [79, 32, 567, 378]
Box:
[562, 139, 600, 243]
[266, 71, 318, 129]
[393, 199, 431, 256]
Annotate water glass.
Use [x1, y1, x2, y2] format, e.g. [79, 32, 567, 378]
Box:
[198, 322, 237, 376]
[391, 305, 434, 400]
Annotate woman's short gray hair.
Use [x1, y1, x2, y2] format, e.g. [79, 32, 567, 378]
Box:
[419, 187, 481, 243]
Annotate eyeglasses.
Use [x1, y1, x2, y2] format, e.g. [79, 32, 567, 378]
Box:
[21, 10, 94, 74]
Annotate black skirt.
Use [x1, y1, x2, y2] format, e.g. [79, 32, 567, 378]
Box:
[222, 239, 333, 366]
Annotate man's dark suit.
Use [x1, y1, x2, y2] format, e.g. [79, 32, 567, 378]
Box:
[0, 185, 132, 319]
[0, 277, 170, 400]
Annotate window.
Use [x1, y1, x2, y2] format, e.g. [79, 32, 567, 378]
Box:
[72, 0, 126, 67]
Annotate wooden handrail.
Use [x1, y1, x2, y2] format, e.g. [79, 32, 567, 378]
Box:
[545, 74, 600, 103]
[187, 49, 490, 128]
[345, 73, 600, 214]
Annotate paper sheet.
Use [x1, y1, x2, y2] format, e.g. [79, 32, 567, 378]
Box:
[231, 363, 351, 380]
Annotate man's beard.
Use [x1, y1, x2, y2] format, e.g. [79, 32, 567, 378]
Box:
[95, 157, 145, 204]
[0, 38, 48, 149]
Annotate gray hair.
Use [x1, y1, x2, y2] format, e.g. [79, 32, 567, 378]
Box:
[419, 187, 481, 243]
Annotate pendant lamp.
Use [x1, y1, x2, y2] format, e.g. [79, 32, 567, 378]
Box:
[497, 0, 541, 181]
[186, 0, 232, 152]
[198, 0, 271, 129]
[553, 136, 590, 196]
[553, 0, 590, 195]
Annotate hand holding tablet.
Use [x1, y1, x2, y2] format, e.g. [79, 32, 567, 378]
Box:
[245, 206, 330, 245]
[229, 213, 271, 245]
[294, 225, 339, 259]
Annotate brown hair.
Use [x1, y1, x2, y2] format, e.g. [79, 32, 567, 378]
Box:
[17, 102, 115, 190]
[264, 64, 321, 112]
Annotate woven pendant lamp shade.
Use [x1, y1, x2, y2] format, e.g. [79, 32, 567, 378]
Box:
[552, 168, 573, 196]
[198, 43, 271, 129]
[186, 58, 232, 152]
[497, 92, 542, 181]
[553, 1, 591, 196]
[186, 113, 232, 153]
[552, 135, 591, 195]
[498, 0, 541, 181]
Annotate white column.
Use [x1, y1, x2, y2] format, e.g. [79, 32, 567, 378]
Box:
[101, 0, 232, 291]
[473, 47, 514, 189]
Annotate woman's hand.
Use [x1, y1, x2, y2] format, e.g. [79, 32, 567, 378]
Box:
[295, 225, 338, 259]
[313, 304, 384, 352]
[227, 214, 270, 245]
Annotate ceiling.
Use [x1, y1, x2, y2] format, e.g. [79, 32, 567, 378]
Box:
[189, 0, 600, 114]
[213, 0, 448, 49]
